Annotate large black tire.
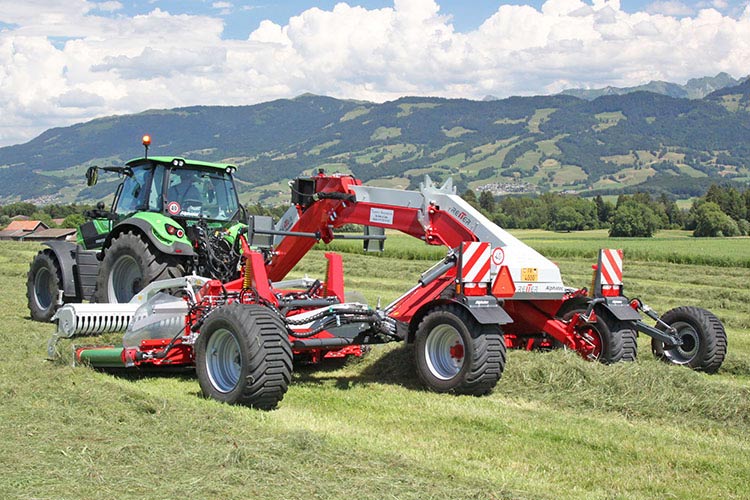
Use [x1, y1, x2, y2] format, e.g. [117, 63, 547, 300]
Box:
[93, 231, 185, 303]
[414, 304, 506, 396]
[618, 325, 639, 362]
[652, 306, 727, 373]
[195, 303, 293, 410]
[26, 251, 64, 322]
[561, 308, 631, 364]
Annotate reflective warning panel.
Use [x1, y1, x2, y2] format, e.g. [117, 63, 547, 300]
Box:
[599, 249, 623, 285]
[461, 242, 491, 284]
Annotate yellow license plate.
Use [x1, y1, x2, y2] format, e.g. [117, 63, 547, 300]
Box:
[521, 268, 538, 282]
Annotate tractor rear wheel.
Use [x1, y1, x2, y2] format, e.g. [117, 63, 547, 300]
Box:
[414, 304, 506, 396]
[93, 231, 185, 303]
[26, 251, 64, 322]
[652, 306, 727, 373]
[195, 303, 293, 410]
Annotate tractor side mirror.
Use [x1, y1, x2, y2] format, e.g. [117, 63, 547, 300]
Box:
[85, 166, 99, 186]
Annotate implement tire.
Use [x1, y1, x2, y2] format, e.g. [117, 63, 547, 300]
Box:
[562, 309, 629, 364]
[618, 326, 638, 362]
[93, 230, 184, 303]
[652, 306, 727, 374]
[414, 304, 506, 396]
[195, 303, 293, 410]
[26, 251, 64, 322]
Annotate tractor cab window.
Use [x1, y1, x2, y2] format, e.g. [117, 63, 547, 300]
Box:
[148, 164, 166, 212]
[115, 165, 154, 216]
[166, 168, 239, 221]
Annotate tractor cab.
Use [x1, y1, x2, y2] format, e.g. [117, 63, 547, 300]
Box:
[111, 157, 241, 224]
[80, 134, 243, 252]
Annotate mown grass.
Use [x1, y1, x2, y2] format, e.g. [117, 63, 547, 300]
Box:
[2, 235, 750, 499]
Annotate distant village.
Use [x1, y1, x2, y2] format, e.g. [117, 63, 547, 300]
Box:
[475, 181, 537, 196]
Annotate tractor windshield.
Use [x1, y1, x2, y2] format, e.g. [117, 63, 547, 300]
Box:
[115, 165, 154, 216]
[165, 168, 239, 221]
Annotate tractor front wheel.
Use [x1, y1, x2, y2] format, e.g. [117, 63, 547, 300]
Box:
[93, 231, 184, 303]
[26, 251, 64, 322]
[195, 303, 293, 410]
[652, 306, 727, 373]
[414, 305, 506, 396]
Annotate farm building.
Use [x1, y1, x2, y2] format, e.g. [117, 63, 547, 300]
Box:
[0, 220, 49, 240]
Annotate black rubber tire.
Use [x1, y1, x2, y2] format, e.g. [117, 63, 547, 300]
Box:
[26, 251, 64, 322]
[652, 306, 727, 374]
[93, 230, 185, 303]
[195, 303, 293, 410]
[618, 326, 639, 362]
[561, 308, 628, 364]
[414, 304, 506, 396]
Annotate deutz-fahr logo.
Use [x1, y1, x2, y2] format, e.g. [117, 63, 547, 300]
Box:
[448, 206, 473, 227]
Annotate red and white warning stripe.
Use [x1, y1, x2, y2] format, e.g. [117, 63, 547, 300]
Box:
[599, 249, 623, 285]
[461, 242, 491, 284]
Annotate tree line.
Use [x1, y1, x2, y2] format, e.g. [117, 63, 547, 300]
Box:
[462, 184, 750, 237]
[2, 183, 748, 238]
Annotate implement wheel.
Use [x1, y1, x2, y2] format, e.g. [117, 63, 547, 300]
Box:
[561, 308, 633, 364]
[414, 304, 506, 396]
[652, 306, 727, 374]
[26, 251, 64, 322]
[93, 230, 184, 303]
[195, 303, 293, 410]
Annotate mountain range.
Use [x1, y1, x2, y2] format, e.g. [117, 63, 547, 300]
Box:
[560, 72, 744, 100]
[0, 75, 749, 205]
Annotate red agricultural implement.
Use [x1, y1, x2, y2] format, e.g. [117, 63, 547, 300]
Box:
[49, 172, 727, 409]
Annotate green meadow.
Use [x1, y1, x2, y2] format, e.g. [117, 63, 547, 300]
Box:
[1, 230, 749, 499]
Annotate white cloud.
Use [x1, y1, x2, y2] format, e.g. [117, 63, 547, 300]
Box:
[212, 1, 232, 15]
[93, 1, 123, 12]
[698, 0, 729, 10]
[93, 46, 228, 79]
[0, 0, 749, 147]
[646, 1, 694, 16]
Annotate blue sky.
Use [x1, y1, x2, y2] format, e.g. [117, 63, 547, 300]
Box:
[0, 0, 748, 147]
[106, 1, 749, 38]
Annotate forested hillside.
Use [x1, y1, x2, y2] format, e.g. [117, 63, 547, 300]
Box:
[1, 77, 749, 205]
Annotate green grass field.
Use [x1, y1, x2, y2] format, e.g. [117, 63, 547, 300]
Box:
[2, 232, 750, 499]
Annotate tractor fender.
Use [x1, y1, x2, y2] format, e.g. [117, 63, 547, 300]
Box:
[595, 297, 642, 322]
[407, 298, 513, 343]
[103, 217, 195, 257]
[41, 240, 79, 299]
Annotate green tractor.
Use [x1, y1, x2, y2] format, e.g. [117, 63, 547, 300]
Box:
[26, 136, 246, 321]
